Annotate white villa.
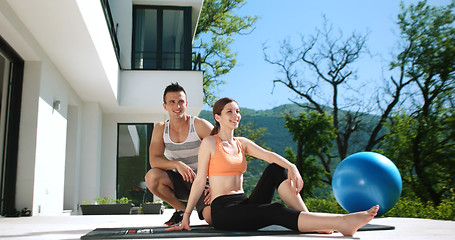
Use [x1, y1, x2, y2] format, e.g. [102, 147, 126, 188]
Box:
[0, 0, 204, 216]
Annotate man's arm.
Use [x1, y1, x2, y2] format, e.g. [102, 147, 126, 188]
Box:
[149, 122, 177, 170]
[148, 122, 197, 182]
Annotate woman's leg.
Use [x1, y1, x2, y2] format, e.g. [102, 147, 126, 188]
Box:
[250, 163, 309, 212]
[298, 205, 379, 236]
[248, 163, 287, 204]
[211, 193, 301, 231]
[277, 179, 309, 212]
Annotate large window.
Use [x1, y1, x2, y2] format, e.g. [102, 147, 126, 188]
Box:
[132, 6, 192, 70]
[117, 123, 153, 205]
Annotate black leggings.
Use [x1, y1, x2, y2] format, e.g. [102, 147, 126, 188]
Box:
[211, 164, 300, 231]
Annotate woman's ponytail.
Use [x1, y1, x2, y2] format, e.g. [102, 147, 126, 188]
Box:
[210, 122, 220, 135]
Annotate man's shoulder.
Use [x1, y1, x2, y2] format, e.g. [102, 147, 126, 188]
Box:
[193, 116, 213, 129]
[193, 116, 213, 139]
[153, 122, 166, 133]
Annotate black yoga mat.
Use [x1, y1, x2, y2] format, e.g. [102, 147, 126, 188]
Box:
[81, 224, 394, 239]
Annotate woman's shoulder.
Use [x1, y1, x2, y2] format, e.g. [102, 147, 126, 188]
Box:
[201, 135, 217, 146]
[200, 135, 218, 156]
[235, 136, 251, 144]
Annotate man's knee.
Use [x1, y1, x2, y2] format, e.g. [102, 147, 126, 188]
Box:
[145, 168, 169, 189]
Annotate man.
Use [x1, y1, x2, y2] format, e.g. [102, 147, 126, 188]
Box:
[145, 83, 213, 226]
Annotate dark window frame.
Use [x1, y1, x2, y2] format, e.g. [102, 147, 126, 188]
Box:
[0, 35, 24, 217]
[132, 5, 192, 70]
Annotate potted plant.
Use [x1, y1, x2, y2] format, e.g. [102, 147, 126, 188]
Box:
[80, 197, 134, 215]
[127, 187, 145, 206]
[139, 200, 164, 214]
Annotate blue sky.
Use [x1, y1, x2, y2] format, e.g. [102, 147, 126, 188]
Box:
[204, 0, 451, 110]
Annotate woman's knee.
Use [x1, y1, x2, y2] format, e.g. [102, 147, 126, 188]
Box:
[264, 163, 287, 187]
[264, 163, 286, 175]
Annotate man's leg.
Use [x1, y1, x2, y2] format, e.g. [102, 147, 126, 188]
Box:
[144, 168, 185, 210]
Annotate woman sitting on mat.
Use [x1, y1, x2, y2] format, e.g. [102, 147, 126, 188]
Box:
[167, 97, 379, 236]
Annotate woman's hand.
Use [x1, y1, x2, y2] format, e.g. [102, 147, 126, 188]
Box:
[165, 214, 191, 231]
[288, 164, 303, 195]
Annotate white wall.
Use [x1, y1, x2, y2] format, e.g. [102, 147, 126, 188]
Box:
[16, 58, 81, 216]
[64, 105, 82, 212]
[15, 61, 41, 213]
[31, 59, 76, 216]
[78, 103, 102, 204]
[118, 70, 204, 115]
[33, 98, 67, 215]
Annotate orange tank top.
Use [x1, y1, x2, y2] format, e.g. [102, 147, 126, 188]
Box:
[208, 135, 247, 176]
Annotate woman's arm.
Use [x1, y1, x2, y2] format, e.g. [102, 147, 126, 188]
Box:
[238, 137, 303, 194]
[166, 136, 214, 231]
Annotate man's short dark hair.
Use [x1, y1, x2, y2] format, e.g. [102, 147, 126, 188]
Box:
[163, 82, 187, 103]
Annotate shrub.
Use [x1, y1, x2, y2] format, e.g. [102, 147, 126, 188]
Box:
[305, 197, 346, 214]
[304, 197, 455, 220]
[81, 197, 132, 205]
[384, 197, 455, 220]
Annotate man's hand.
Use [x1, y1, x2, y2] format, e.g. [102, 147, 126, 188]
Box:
[175, 162, 196, 183]
[204, 188, 211, 205]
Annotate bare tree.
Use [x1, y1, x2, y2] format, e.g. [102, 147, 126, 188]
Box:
[263, 18, 411, 184]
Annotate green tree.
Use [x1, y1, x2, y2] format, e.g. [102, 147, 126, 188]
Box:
[380, 108, 455, 205]
[283, 111, 336, 195]
[380, 0, 455, 205]
[195, 0, 258, 105]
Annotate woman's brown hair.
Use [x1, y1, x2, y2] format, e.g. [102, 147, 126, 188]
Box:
[210, 97, 238, 135]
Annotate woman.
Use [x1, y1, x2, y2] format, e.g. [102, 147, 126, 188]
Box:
[167, 97, 378, 236]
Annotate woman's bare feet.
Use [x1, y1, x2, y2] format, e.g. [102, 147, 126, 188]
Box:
[338, 205, 379, 236]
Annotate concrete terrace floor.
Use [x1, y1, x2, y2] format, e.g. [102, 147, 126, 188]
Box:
[0, 209, 454, 240]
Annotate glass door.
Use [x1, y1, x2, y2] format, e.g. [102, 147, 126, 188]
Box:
[117, 123, 153, 206]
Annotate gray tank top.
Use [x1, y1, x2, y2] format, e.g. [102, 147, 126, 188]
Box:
[163, 115, 201, 170]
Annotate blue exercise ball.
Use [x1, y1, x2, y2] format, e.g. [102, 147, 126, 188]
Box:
[332, 152, 402, 216]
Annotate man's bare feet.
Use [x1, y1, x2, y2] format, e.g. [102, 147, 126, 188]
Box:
[338, 205, 379, 236]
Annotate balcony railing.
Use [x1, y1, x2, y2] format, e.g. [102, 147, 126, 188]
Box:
[132, 51, 202, 71]
[100, 0, 121, 68]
